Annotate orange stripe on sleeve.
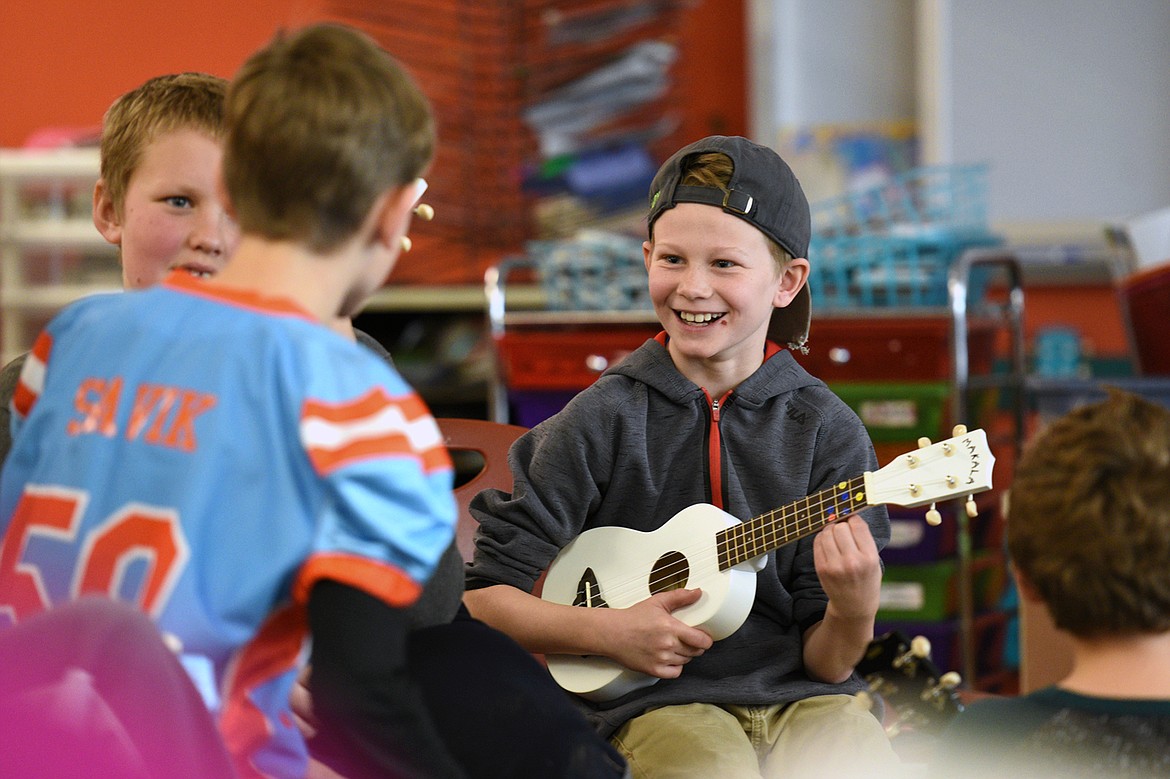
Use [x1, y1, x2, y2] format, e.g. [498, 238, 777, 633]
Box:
[13, 331, 52, 418]
[303, 387, 391, 423]
[301, 389, 450, 475]
[307, 432, 415, 473]
[12, 380, 38, 419]
[29, 329, 52, 363]
[294, 552, 423, 609]
[420, 445, 453, 473]
[218, 604, 307, 779]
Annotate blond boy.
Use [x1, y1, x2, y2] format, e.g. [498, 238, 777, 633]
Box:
[465, 136, 899, 778]
[0, 72, 238, 465]
[92, 71, 238, 288]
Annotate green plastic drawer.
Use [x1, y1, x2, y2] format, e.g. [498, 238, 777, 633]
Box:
[877, 553, 1004, 622]
[829, 381, 951, 443]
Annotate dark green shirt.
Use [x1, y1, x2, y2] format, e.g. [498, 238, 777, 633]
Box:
[934, 686, 1170, 777]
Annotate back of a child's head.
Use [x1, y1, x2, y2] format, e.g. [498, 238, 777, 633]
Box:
[100, 72, 228, 216]
[223, 23, 435, 254]
[1008, 389, 1170, 637]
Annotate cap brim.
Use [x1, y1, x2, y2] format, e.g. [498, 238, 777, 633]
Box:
[768, 283, 812, 351]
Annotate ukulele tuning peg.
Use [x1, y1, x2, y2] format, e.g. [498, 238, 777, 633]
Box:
[965, 495, 979, 518]
[400, 235, 412, 252]
[924, 671, 963, 706]
[952, 424, 968, 436]
[917, 436, 932, 449]
[895, 636, 930, 671]
[925, 504, 942, 526]
[413, 202, 435, 220]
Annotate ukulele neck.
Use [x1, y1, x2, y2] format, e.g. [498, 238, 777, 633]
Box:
[716, 475, 869, 570]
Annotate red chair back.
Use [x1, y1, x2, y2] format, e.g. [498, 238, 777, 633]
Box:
[436, 418, 528, 562]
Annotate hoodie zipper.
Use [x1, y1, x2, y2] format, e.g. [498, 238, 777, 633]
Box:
[706, 391, 730, 509]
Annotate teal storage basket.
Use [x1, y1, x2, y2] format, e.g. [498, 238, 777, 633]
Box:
[808, 163, 1002, 309]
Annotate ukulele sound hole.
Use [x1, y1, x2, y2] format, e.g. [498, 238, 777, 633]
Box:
[649, 551, 690, 594]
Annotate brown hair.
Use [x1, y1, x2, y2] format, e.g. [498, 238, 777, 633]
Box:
[99, 72, 228, 217]
[223, 23, 435, 253]
[673, 151, 793, 273]
[1008, 389, 1170, 637]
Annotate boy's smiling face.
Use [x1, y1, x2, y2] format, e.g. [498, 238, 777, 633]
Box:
[644, 202, 807, 387]
[94, 128, 239, 289]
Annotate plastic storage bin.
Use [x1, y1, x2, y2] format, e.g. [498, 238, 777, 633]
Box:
[882, 496, 1004, 566]
[878, 553, 1003, 622]
[829, 381, 951, 443]
[527, 230, 649, 311]
[811, 163, 992, 240]
[1118, 263, 1170, 375]
[883, 510, 958, 566]
[797, 316, 997, 383]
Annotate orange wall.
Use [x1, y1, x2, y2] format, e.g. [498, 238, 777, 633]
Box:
[1, 1, 748, 150]
[1023, 283, 1130, 359]
[0, 0, 331, 147]
[673, 0, 748, 141]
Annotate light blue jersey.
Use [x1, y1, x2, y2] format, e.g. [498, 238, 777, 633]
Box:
[0, 272, 455, 778]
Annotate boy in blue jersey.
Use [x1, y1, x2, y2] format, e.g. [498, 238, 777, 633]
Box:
[1, 56, 626, 779]
[0, 23, 462, 778]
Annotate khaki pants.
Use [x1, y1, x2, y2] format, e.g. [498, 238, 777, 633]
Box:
[610, 694, 901, 779]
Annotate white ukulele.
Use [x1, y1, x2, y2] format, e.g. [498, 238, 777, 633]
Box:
[541, 426, 995, 701]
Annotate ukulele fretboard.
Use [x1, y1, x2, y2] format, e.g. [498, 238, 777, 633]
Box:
[715, 475, 868, 569]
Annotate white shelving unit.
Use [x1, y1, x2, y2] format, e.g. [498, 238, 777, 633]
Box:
[0, 148, 120, 364]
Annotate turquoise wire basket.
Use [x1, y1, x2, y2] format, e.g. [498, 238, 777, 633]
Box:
[528, 230, 650, 311]
[811, 163, 993, 239]
[808, 163, 1001, 308]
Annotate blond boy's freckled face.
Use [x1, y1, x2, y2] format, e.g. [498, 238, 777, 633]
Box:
[645, 203, 783, 376]
[99, 129, 240, 290]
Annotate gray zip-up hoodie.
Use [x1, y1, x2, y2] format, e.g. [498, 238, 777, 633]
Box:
[467, 335, 890, 737]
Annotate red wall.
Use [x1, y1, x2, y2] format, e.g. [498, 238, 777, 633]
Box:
[0, 1, 330, 147]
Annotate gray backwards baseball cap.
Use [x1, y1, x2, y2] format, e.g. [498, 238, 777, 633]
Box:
[646, 135, 812, 351]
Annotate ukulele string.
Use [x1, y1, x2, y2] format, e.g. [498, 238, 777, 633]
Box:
[593, 457, 958, 606]
[588, 477, 867, 607]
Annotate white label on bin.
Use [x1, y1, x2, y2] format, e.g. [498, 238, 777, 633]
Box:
[888, 519, 926, 549]
[859, 400, 918, 428]
[880, 582, 925, 611]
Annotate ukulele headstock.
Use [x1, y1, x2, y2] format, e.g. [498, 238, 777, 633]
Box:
[865, 426, 994, 522]
[857, 630, 965, 742]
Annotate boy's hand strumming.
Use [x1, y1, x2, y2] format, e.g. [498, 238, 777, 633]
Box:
[607, 588, 714, 679]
